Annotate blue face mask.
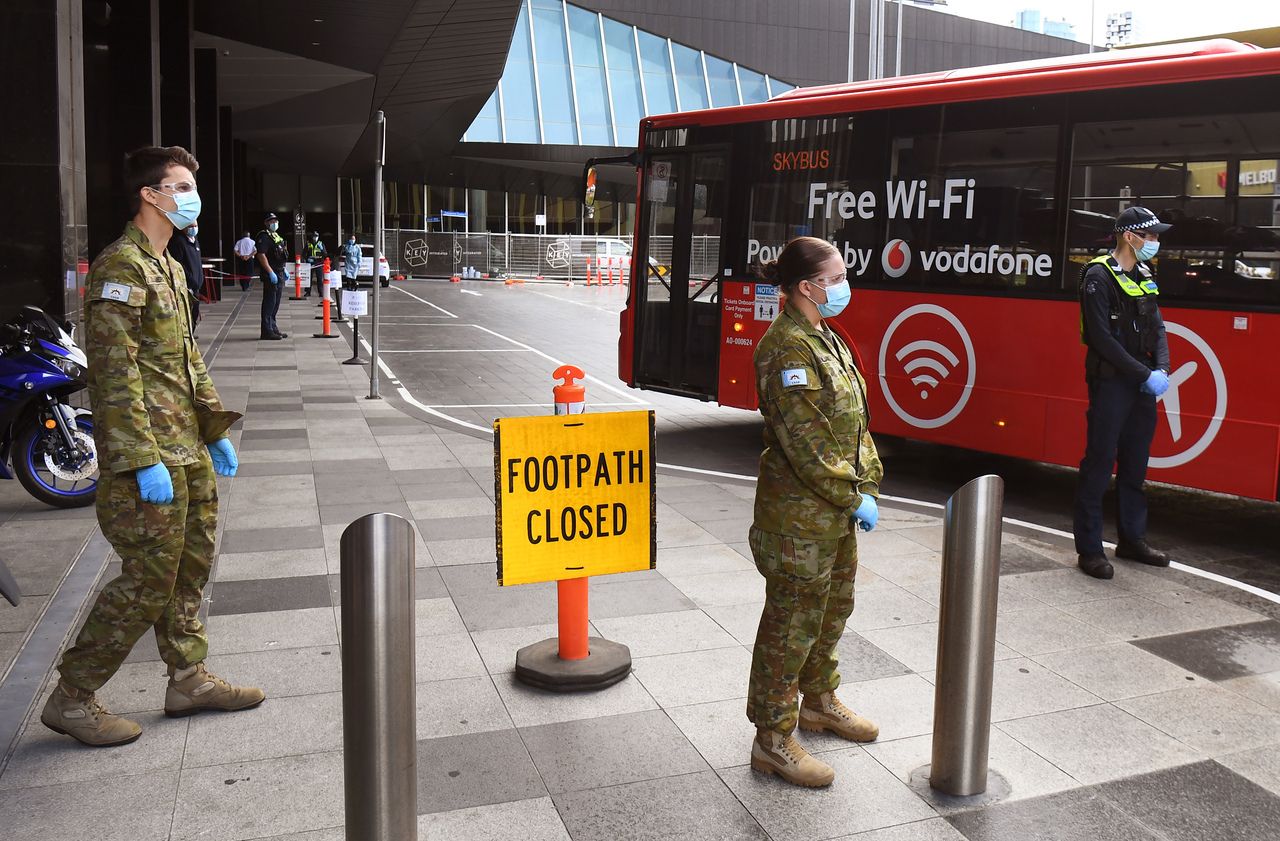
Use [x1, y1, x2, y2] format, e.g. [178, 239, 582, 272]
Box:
[268, 222, 279, 233]
[154, 189, 201, 229]
[1134, 238, 1160, 261]
[187, 226, 198, 239]
[808, 279, 851, 318]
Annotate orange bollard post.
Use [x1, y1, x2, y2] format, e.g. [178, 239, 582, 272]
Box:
[553, 365, 588, 660]
[293, 254, 305, 300]
[511, 365, 634, 691]
[557, 578, 589, 660]
[313, 258, 341, 340]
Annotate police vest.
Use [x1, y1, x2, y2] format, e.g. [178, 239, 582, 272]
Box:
[1078, 254, 1159, 343]
[305, 241, 324, 260]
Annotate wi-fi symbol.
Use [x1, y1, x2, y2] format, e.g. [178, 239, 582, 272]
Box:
[896, 340, 960, 400]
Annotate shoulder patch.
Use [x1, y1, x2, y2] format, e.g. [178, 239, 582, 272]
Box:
[781, 368, 808, 388]
[101, 282, 132, 302]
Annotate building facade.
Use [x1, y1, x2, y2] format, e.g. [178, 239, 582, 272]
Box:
[2, 0, 1093, 318]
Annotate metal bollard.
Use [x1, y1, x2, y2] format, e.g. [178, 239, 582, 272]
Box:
[340, 513, 417, 840]
[930, 474, 1004, 797]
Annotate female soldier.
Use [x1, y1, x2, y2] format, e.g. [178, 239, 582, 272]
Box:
[747, 236, 883, 788]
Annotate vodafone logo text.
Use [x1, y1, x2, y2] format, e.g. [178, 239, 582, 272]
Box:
[877, 239, 1053, 279]
[882, 240, 911, 278]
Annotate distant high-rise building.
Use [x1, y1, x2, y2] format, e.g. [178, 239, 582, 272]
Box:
[1014, 10, 1043, 33]
[1014, 9, 1076, 41]
[1106, 11, 1138, 46]
[1043, 18, 1076, 40]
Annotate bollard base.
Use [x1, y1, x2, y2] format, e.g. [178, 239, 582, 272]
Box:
[312, 332, 341, 339]
[514, 637, 631, 692]
[342, 357, 364, 365]
[908, 765, 1010, 813]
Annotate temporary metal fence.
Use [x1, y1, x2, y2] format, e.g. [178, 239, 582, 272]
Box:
[372, 231, 719, 281]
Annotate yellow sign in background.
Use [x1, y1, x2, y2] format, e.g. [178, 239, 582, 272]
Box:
[494, 410, 655, 586]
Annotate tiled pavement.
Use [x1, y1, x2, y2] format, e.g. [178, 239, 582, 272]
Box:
[0, 286, 1279, 840]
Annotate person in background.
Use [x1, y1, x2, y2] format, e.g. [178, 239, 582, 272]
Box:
[255, 213, 289, 340]
[746, 236, 882, 788]
[168, 222, 204, 328]
[303, 230, 327, 299]
[233, 230, 256, 291]
[338, 233, 362, 320]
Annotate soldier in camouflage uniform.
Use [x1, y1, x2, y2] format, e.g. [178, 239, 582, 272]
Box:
[747, 237, 883, 787]
[42, 146, 265, 748]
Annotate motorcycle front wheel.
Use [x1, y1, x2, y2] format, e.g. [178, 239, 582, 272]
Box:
[14, 414, 98, 508]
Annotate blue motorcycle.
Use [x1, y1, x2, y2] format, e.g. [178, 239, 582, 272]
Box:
[0, 306, 97, 508]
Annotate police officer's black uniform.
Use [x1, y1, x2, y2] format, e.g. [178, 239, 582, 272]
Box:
[1073, 207, 1173, 579]
[168, 227, 203, 325]
[255, 213, 290, 339]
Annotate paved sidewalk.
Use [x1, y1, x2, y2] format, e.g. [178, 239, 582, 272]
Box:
[1, 287, 1279, 840]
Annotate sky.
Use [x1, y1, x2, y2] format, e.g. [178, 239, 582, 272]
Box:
[941, 0, 1280, 45]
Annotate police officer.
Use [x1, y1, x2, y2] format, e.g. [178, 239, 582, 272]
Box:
[303, 230, 328, 298]
[41, 146, 264, 747]
[255, 212, 289, 339]
[1074, 206, 1173, 579]
[747, 236, 882, 788]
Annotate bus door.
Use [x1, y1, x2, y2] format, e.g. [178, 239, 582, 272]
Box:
[634, 150, 728, 398]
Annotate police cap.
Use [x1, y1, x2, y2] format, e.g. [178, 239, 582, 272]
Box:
[264, 212, 279, 222]
[1114, 206, 1171, 234]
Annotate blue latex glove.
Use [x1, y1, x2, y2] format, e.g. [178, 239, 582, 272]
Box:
[1141, 369, 1170, 397]
[853, 495, 879, 533]
[268, 271, 279, 285]
[208, 437, 238, 477]
[136, 463, 174, 504]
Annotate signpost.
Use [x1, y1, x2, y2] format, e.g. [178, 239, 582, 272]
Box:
[493, 368, 654, 690]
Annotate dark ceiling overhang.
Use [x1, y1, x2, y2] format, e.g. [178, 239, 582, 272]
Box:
[400, 141, 638, 199]
[195, 0, 523, 176]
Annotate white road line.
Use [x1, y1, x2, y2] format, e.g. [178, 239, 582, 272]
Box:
[624, 467, 1280, 605]
[460, 289, 483, 297]
[389, 284, 458, 318]
[378, 348, 533, 353]
[524, 287, 622, 313]
[356, 301, 1280, 606]
[425, 402, 641, 408]
[469, 323, 645, 405]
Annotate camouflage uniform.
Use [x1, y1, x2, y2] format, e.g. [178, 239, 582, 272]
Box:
[748, 301, 882, 735]
[58, 222, 240, 692]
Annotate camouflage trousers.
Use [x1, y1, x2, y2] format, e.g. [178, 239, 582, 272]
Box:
[747, 525, 858, 734]
[59, 452, 218, 692]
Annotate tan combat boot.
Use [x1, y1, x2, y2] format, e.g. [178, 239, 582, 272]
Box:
[40, 682, 142, 747]
[799, 691, 879, 742]
[164, 663, 265, 717]
[750, 729, 836, 787]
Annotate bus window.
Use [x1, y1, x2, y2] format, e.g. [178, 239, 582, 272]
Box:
[745, 115, 888, 279]
[885, 101, 1060, 294]
[1069, 111, 1280, 307]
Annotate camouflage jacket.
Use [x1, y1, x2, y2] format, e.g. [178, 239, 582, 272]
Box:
[85, 222, 241, 474]
[753, 301, 883, 540]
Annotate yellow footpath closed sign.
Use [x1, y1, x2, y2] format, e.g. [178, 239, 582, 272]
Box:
[494, 410, 656, 586]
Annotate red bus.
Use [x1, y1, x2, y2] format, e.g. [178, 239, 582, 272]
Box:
[618, 39, 1280, 501]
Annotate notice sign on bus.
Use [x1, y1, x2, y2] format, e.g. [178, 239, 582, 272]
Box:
[494, 411, 656, 586]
